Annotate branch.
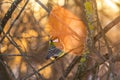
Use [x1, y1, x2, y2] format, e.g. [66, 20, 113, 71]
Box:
[22, 61, 55, 80]
[0, 59, 12, 80]
[59, 56, 81, 80]
[22, 53, 69, 80]
[35, 0, 50, 13]
[0, 0, 29, 43]
[4, 34, 45, 80]
[0, 0, 22, 34]
[94, 16, 120, 42]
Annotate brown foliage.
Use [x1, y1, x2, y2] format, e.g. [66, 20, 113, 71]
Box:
[47, 5, 87, 55]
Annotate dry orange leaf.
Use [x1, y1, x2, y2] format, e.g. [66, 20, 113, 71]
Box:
[47, 5, 87, 55]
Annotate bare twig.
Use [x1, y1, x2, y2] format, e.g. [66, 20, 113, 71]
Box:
[0, 59, 11, 80]
[23, 48, 81, 80]
[5, 34, 45, 80]
[35, 0, 50, 13]
[22, 60, 55, 80]
[94, 0, 116, 79]
[59, 56, 81, 80]
[0, 0, 22, 34]
[4, 62, 17, 80]
[0, 0, 29, 43]
[22, 53, 68, 80]
[0, 53, 30, 57]
[1, 1, 48, 79]
[93, 0, 108, 65]
[22, 45, 86, 79]
[94, 16, 120, 42]
[74, 53, 120, 79]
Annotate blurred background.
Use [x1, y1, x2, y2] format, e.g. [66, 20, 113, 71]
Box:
[0, 0, 120, 80]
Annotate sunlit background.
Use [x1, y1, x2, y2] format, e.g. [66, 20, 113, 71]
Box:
[0, 0, 120, 80]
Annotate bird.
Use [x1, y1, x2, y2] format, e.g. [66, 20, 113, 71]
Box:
[46, 3, 87, 59]
[46, 42, 63, 60]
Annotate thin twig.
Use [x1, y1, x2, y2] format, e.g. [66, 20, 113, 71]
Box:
[93, 0, 108, 65]
[0, 0, 29, 43]
[22, 61, 54, 80]
[23, 47, 79, 79]
[74, 53, 120, 79]
[94, 0, 115, 79]
[4, 62, 17, 80]
[59, 56, 81, 80]
[22, 53, 68, 80]
[0, 59, 11, 80]
[0, 1, 47, 79]
[94, 15, 120, 42]
[0, 53, 30, 57]
[5, 34, 45, 80]
[35, 0, 50, 13]
[0, 0, 22, 34]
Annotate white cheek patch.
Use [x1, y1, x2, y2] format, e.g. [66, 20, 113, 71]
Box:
[53, 38, 59, 42]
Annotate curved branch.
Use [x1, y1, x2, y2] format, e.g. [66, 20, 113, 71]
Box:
[94, 16, 120, 42]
